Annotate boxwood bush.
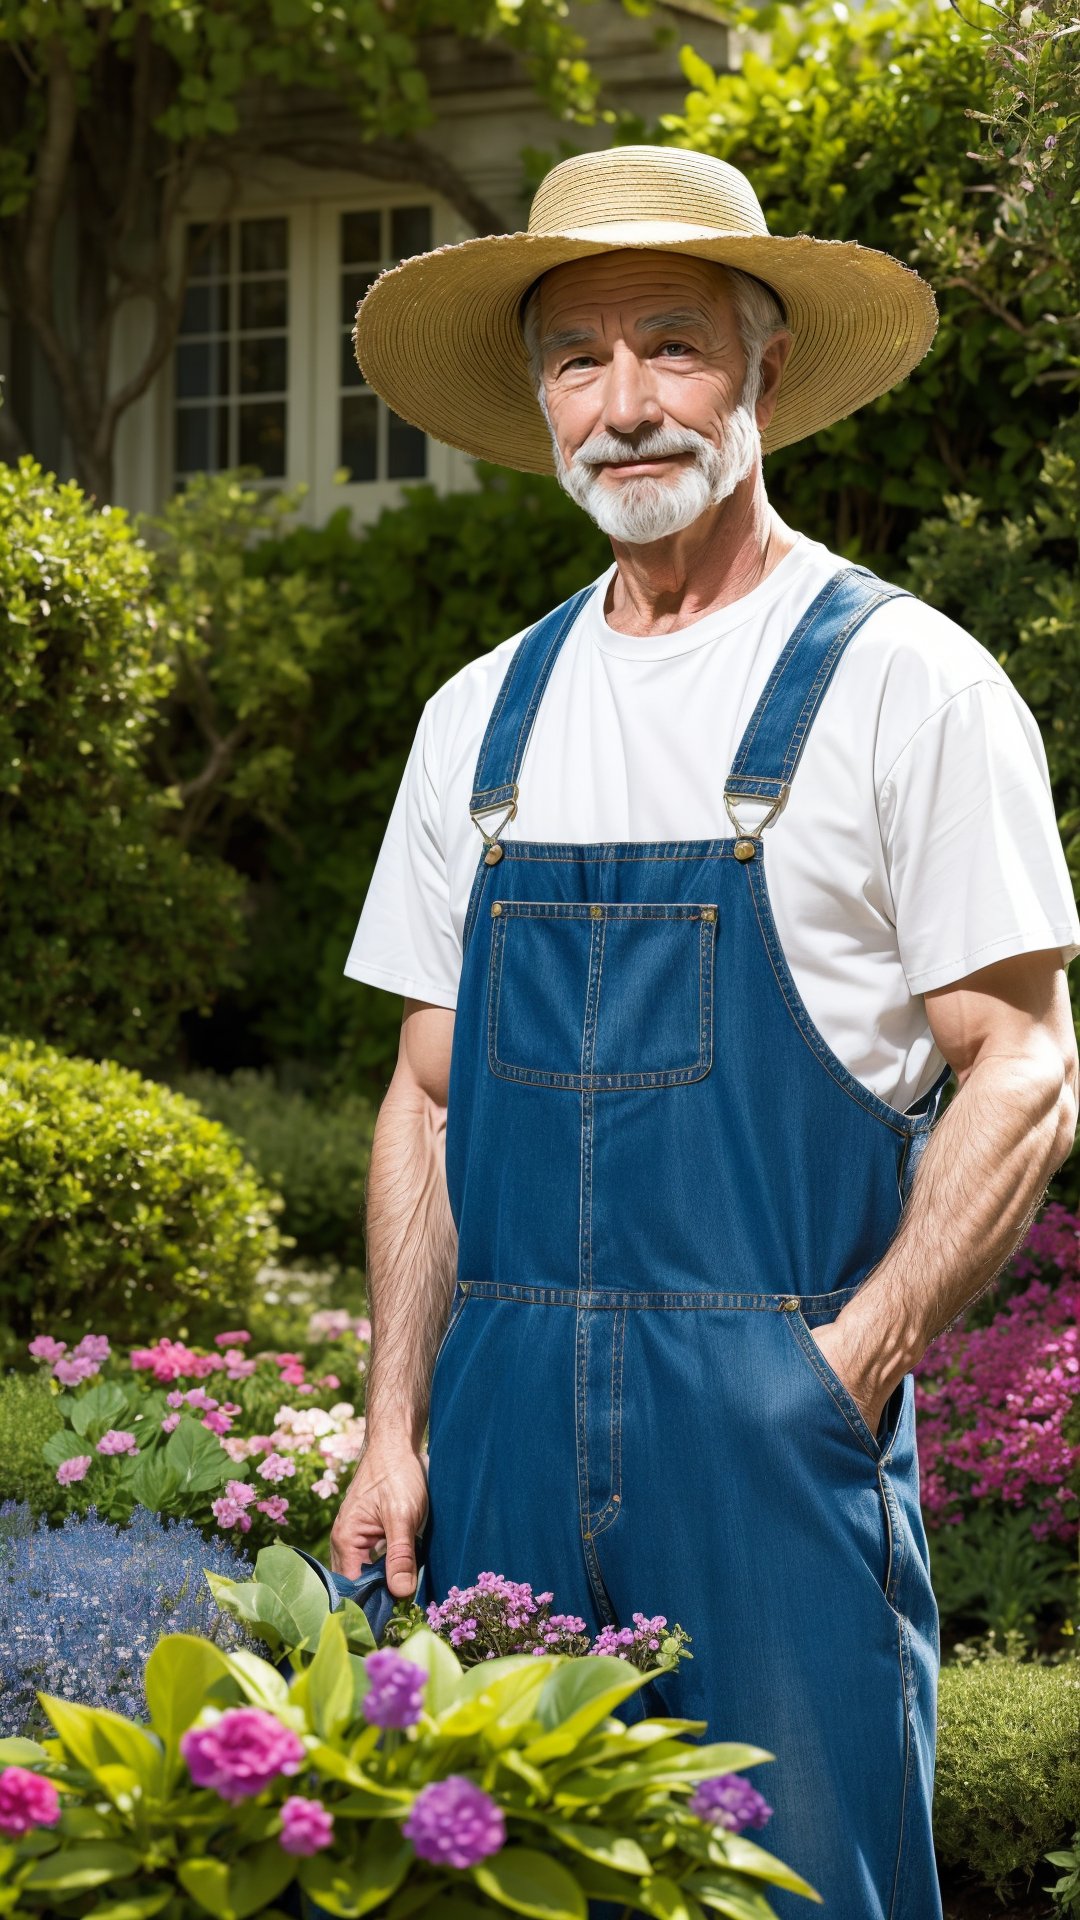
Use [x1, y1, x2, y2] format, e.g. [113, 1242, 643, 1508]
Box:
[935, 1654, 1080, 1889]
[0, 1374, 65, 1521]
[0, 1035, 284, 1347]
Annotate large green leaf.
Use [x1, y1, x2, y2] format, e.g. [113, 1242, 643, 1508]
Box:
[543, 1821, 651, 1876]
[253, 1543, 333, 1645]
[69, 1383, 130, 1439]
[39, 1698, 162, 1795]
[554, 1743, 772, 1808]
[303, 1612, 355, 1741]
[523, 1659, 654, 1761]
[433, 1660, 554, 1741]
[42, 1429, 92, 1469]
[712, 1835, 821, 1901]
[635, 1876, 707, 1920]
[225, 1647, 291, 1709]
[144, 1634, 234, 1760]
[338, 1595, 378, 1653]
[205, 1571, 299, 1651]
[470, 1847, 587, 1920]
[23, 1843, 142, 1893]
[298, 1828, 413, 1917]
[0, 1738, 47, 1764]
[80, 1895, 172, 1920]
[164, 1416, 234, 1494]
[684, 1873, 781, 1920]
[127, 1451, 180, 1512]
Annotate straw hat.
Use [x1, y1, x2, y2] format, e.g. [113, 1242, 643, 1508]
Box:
[353, 146, 937, 473]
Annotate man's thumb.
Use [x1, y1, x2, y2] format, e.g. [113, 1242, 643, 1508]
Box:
[383, 1525, 418, 1598]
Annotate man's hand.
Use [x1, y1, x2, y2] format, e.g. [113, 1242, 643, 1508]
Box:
[810, 1320, 891, 1441]
[330, 1442, 429, 1593]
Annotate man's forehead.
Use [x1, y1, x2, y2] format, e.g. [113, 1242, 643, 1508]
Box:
[536, 251, 732, 327]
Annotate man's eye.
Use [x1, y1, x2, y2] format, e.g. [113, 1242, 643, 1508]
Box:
[560, 356, 596, 372]
[658, 341, 693, 356]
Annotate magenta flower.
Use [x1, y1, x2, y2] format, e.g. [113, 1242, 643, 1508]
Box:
[0, 1767, 61, 1837]
[96, 1430, 138, 1457]
[257, 1496, 289, 1524]
[73, 1335, 111, 1364]
[402, 1776, 505, 1868]
[279, 1795, 334, 1855]
[215, 1330, 252, 1347]
[53, 1356, 100, 1387]
[202, 1410, 233, 1435]
[690, 1774, 773, 1833]
[28, 1336, 66, 1364]
[180, 1708, 306, 1802]
[361, 1648, 427, 1729]
[259, 1454, 296, 1484]
[56, 1456, 92, 1486]
[161, 1413, 181, 1434]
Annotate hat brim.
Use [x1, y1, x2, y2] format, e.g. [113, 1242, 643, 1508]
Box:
[353, 226, 938, 473]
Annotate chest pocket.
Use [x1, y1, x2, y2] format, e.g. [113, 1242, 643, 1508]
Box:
[487, 900, 717, 1091]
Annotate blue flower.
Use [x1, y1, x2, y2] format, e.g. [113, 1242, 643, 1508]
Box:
[0, 1503, 253, 1737]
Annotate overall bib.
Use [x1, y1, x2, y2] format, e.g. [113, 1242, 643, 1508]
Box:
[422, 567, 949, 1920]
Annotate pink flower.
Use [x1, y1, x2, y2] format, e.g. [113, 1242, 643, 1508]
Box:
[259, 1454, 296, 1484]
[184, 1389, 219, 1413]
[280, 1366, 306, 1387]
[224, 1352, 257, 1380]
[211, 1498, 253, 1532]
[202, 1410, 233, 1435]
[28, 1336, 66, 1364]
[226, 1479, 257, 1507]
[0, 1767, 61, 1837]
[96, 1430, 138, 1457]
[257, 1497, 289, 1524]
[56, 1455, 92, 1485]
[180, 1708, 306, 1802]
[161, 1414, 181, 1434]
[279, 1795, 334, 1855]
[53, 1356, 100, 1386]
[214, 1330, 252, 1347]
[317, 1375, 341, 1391]
[311, 1476, 338, 1500]
[73, 1335, 110, 1364]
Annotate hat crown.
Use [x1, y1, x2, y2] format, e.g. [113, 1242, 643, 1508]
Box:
[527, 146, 771, 239]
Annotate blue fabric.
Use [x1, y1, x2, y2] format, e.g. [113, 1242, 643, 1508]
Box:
[423, 565, 949, 1920]
[290, 1546, 429, 1645]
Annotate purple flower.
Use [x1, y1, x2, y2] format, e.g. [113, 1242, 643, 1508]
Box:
[279, 1795, 334, 1855]
[402, 1776, 505, 1868]
[28, 1336, 66, 1364]
[690, 1773, 773, 1833]
[180, 1707, 306, 1802]
[0, 1767, 61, 1837]
[361, 1648, 427, 1729]
[56, 1456, 92, 1486]
[97, 1430, 138, 1457]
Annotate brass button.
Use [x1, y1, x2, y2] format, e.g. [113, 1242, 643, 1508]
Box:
[484, 844, 504, 865]
[780, 1296, 800, 1312]
[734, 838, 756, 863]
[701, 907, 717, 922]
[490, 901, 503, 916]
[590, 904, 603, 919]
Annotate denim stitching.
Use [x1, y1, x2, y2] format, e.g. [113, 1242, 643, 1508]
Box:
[887, 1617, 916, 1920]
[470, 588, 591, 806]
[779, 590, 903, 783]
[782, 1307, 882, 1459]
[451, 1281, 866, 1310]
[878, 1465, 909, 1615]
[590, 1307, 626, 1538]
[728, 569, 854, 776]
[746, 854, 928, 1140]
[500, 840, 735, 862]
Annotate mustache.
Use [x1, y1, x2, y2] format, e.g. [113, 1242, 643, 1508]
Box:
[570, 426, 714, 470]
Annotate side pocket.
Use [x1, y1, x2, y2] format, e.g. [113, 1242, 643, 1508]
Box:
[431, 1280, 471, 1378]
[781, 1303, 882, 1460]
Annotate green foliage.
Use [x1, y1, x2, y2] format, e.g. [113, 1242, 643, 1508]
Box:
[935, 1654, 1080, 1889]
[1048, 1831, 1080, 1917]
[928, 1505, 1077, 1648]
[44, 1405, 241, 1532]
[170, 1068, 375, 1267]
[0, 1598, 813, 1918]
[0, 1035, 283, 1345]
[0, 456, 245, 1065]
[0, 1375, 65, 1521]
[643, 2, 1067, 563]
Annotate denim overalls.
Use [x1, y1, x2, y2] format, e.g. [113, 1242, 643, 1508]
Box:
[422, 566, 949, 1920]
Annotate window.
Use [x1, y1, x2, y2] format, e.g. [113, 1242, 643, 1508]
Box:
[174, 217, 289, 482]
[338, 204, 430, 484]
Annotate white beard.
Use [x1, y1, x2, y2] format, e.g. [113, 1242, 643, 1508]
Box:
[550, 408, 760, 545]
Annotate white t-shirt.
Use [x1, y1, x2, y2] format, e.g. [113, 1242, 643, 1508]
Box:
[344, 531, 1080, 1113]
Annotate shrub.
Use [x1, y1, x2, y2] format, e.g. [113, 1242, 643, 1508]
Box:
[0, 456, 244, 1066]
[0, 1503, 253, 1738]
[0, 1035, 283, 1345]
[934, 1654, 1080, 1889]
[0, 1377, 64, 1523]
[170, 1067, 374, 1267]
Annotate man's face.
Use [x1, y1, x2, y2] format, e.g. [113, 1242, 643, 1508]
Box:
[535, 251, 766, 543]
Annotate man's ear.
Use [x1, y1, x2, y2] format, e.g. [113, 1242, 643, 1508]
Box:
[755, 331, 793, 433]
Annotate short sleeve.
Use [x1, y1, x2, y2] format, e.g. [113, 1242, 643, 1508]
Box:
[880, 678, 1080, 995]
[342, 700, 462, 1008]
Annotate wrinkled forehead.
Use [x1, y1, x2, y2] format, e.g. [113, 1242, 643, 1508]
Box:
[532, 250, 736, 335]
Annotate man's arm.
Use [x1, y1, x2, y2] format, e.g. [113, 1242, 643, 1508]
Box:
[819, 948, 1079, 1431]
[330, 996, 457, 1586]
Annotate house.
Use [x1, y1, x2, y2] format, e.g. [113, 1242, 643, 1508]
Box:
[3, 1, 731, 526]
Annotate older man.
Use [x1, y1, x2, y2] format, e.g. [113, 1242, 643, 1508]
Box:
[334, 149, 1079, 1917]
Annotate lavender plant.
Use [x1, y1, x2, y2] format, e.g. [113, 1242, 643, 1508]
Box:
[0, 1503, 253, 1738]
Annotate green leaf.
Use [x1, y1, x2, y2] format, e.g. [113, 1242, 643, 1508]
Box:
[303, 1611, 355, 1741]
[164, 1415, 233, 1493]
[0, 1737, 48, 1764]
[713, 1834, 821, 1900]
[42, 1429, 91, 1469]
[338, 1594, 378, 1653]
[144, 1633, 234, 1758]
[635, 1877, 707, 1920]
[23, 1843, 142, 1892]
[299, 1828, 413, 1917]
[205, 1570, 298, 1651]
[253, 1543, 332, 1644]
[82, 1896, 172, 1920]
[545, 1822, 652, 1876]
[524, 1657, 654, 1760]
[686, 1872, 785, 1920]
[127, 1451, 180, 1512]
[470, 1847, 587, 1920]
[69, 1383, 129, 1439]
[39, 1697, 162, 1794]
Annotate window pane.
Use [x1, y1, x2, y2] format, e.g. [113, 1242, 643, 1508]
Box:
[340, 395, 378, 482]
[239, 279, 288, 330]
[341, 211, 381, 264]
[240, 218, 287, 274]
[340, 329, 365, 388]
[188, 222, 231, 276]
[176, 408, 211, 473]
[388, 415, 427, 481]
[341, 270, 377, 326]
[238, 400, 287, 476]
[180, 282, 230, 335]
[391, 205, 431, 260]
[238, 335, 287, 395]
[175, 340, 229, 400]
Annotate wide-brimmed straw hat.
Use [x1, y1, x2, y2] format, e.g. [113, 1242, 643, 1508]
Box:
[353, 145, 937, 473]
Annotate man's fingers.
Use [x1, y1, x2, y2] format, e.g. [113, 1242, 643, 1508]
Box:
[384, 1521, 420, 1598]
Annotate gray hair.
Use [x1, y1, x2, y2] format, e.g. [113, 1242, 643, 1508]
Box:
[521, 262, 787, 410]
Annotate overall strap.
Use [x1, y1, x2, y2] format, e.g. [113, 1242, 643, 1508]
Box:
[725, 564, 907, 845]
[468, 584, 594, 859]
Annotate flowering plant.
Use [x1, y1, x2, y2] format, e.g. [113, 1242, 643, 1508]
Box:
[28, 1315, 370, 1551]
[381, 1570, 692, 1672]
[0, 1581, 815, 1918]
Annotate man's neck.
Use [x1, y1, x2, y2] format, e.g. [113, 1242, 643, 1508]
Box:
[603, 476, 797, 637]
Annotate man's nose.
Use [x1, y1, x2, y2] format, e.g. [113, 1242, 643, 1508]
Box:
[601, 342, 664, 438]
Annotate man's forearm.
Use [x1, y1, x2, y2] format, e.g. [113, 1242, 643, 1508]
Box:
[362, 1077, 458, 1454]
[839, 1045, 1076, 1403]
